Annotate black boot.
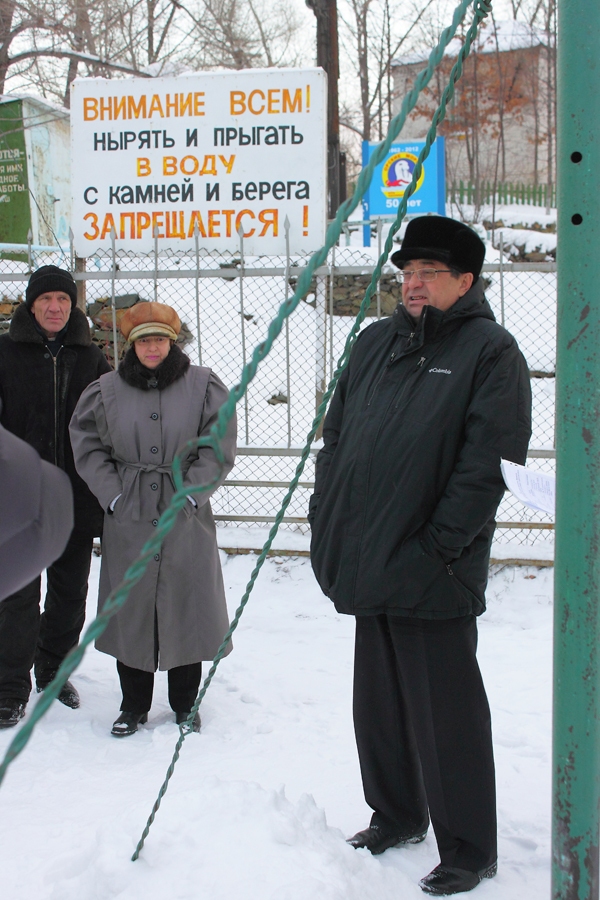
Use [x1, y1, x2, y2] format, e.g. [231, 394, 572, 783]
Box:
[0, 700, 26, 729]
[175, 710, 201, 733]
[347, 824, 427, 854]
[37, 674, 80, 709]
[419, 862, 497, 895]
[111, 711, 148, 737]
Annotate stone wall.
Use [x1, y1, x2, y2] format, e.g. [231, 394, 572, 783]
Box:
[290, 274, 401, 317]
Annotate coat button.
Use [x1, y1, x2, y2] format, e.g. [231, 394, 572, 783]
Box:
[151, 413, 158, 420]
[44, 353, 50, 359]
[151, 446, 158, 453]
[151, 483, 158, 490]
[154, 554, 160, 561]
[152, 519, 158, 526]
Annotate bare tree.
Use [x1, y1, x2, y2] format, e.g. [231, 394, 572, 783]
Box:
[178, 0, 302, 70]
[339, 0, 436, 143]
[0, 0, 189, 104]
[0, 0, 306, 104]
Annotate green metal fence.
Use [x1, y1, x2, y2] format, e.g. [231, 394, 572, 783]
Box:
[447, 179, 557, 209]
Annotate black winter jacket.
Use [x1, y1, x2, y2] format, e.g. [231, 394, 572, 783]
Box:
[309, 282, 532, 619]
[0, 303, 111, 536]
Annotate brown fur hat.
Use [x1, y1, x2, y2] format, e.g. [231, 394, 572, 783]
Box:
[120, 301, 181, 343]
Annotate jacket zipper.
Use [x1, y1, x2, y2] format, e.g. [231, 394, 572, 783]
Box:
[52, 348, 61, 466]
[366, 332, 417, 408]
[367, 349, 396, 406]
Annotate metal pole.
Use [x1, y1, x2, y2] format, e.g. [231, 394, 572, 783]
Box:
[553, 2, 600, 897]
[315, 274, 327, 439]
[110, 229, 119, 368]
[194, 222, 202, 366]
[153, 224, 159, 302]
[377, 218, 382, 320]
[26, 228, 32, 273]
[284, 216, 292, 448]
[69, 227, 74, 273]
[238, 225, 249, 445]
[329, 243, 335, 382]
[499, 231, 505, 328]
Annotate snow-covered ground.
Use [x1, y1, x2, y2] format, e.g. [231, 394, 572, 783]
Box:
[0, 554, 553, 899]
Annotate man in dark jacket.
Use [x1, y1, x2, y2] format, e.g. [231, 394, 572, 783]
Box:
[0, 265, 111, 727]
[309, 217, 531, 896]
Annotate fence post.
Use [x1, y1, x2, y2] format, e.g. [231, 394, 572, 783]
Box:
[329, 243, 336, 383]
[70, 227, 87, 313]
[499, 232, 505, 328]
[110, 229, 118, 368]
[153, 224, 159, 302]
[377, 218, 382, 320]
[193, 222, 202, 366]
[284, 216, 292, 449]
[238, 226, 250, 445]
[315, 274, 327, 440]
[553, 0, 600, 895]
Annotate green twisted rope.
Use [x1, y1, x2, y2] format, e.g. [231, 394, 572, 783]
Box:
[131, 0, 492, 860]
[0, 0, 490, 828]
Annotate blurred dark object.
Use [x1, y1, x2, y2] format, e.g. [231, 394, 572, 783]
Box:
[0, 423, 73, 602]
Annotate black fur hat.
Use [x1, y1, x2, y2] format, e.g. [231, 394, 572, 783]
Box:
[25, 265, 78, 310]
[391, 216, 485, 282]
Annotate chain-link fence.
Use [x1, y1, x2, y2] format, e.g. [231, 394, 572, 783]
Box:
[0, 246, 556, 546]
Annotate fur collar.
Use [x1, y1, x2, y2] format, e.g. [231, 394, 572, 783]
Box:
[118, 343, 190, 390]
[9, 302, 92, 346]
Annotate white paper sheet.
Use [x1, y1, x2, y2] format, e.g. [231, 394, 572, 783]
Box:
[501, 459, 556, 515]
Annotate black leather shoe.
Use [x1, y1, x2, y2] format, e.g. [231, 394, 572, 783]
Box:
[175, 710, 201, 733]
[111, 711, 148, 737]
[419, 862, 497, 895]
[0, 700, 26, 729]
[37, 679, 80, 709]
[347, 824, 427, 854]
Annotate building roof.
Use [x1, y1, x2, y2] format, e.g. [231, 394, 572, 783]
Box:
[0, 93, 69, 119]
[392, 19, 549, 67]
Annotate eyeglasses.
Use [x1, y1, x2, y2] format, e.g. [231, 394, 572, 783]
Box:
[395, 268, 453, 283]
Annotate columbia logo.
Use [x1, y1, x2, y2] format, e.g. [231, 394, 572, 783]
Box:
[429, 368, 452, 375]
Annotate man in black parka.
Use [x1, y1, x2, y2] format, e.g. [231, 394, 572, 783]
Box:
[0, 266, 111, 727]
[309, 217, 531, 896]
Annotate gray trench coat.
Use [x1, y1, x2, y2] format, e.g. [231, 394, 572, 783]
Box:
[69, 365, 236, 671]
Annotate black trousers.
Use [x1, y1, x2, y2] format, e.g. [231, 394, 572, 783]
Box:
[0, 532, 93, 702]
[117, 660, 203, 714]
[353, 614, 497, 872]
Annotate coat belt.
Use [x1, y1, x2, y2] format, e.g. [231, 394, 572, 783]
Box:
[115, 458, 175, 522]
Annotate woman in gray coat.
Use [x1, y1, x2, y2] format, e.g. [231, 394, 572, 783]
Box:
[70, 301, 236, 737]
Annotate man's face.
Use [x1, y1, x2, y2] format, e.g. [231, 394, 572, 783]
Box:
[401, 258, 474, 320]
[31, 291, 72, 337]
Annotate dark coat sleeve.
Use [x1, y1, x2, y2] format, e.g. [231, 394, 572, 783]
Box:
[421, 335, 532, 561]
[0, 423, 73, 601]
[308, 363, 350, 526]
